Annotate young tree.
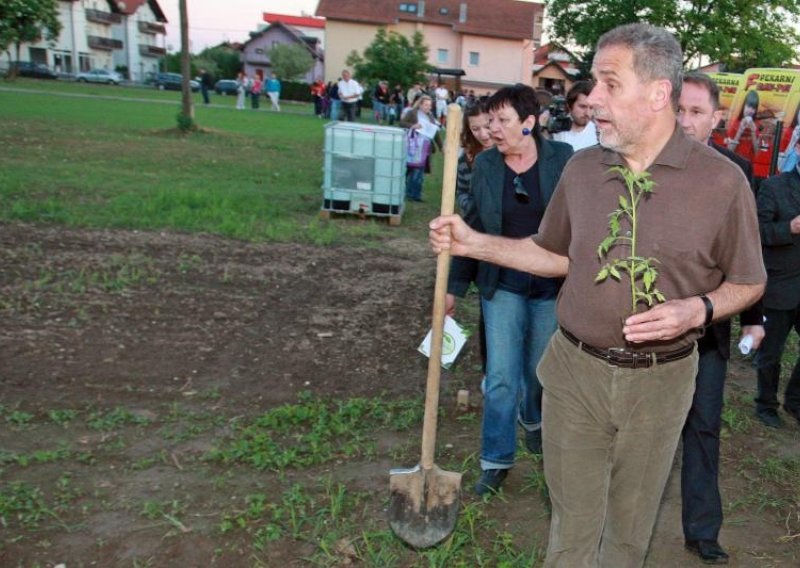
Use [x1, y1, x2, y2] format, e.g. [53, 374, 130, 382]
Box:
[0, 0, 61, 78]
[545, 0, 800, 72]
[267, 43, 313, 80]
[346, 28, 432, 89]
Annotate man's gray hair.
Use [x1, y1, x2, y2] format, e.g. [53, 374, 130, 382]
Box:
[597, 23, 683, 110]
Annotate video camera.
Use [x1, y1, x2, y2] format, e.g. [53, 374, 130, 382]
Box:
[547, 95, 572, 134]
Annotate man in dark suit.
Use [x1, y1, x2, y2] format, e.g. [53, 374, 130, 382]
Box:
[677, 72, 765, 564]
[755, 137, 800, 428]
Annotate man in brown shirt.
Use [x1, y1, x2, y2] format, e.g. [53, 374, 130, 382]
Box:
[429, 23, 765, 567]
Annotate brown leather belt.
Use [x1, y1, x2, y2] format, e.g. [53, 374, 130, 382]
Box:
[560, 327, 694, 369]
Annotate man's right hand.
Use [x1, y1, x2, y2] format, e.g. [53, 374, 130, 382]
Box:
[429, 215, 475, 257]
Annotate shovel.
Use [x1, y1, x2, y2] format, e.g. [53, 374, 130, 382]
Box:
[389, 103, 463, 549]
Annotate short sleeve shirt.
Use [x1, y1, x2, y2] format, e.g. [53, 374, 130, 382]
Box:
[534, 126, 766, 350]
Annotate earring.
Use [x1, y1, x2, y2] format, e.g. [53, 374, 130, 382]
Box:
[522, 127, 531, 136]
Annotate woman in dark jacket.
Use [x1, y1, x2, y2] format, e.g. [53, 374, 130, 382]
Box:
[446, 84, 573, 496]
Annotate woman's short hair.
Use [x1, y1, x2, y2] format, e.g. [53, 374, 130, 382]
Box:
[486, 83, 541, 137]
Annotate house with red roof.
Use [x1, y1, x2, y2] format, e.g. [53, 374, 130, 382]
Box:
[0, 0, 167, 82]
[263, 12, 326, 49]
[532, 43, 582, 95]
[241, 21, 324, 83]
[316, 0, 544, 93]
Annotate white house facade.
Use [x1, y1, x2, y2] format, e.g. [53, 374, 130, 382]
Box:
[1, 0, 167, 82]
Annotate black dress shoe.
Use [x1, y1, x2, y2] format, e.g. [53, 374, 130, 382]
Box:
[756, 407, 782, 428]
[474, 468, 508, 497]
[685, 539, 729, 564]
[524, 429, 543, 455]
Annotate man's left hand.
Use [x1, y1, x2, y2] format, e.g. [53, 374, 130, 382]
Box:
[622, 297, 705, 343]
[740, 325, 765, 350]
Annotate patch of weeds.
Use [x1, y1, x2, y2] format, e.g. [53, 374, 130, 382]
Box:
[47, 408, 79, 426]
[140, 499, 190, 535]
[53, 472, 82, 512]
[129, 450, 169, 471]
[200, 387, 221, 401]
[209, 392, 423, 471]
[353, 530, 402, 566]
[86, 406, 151, 431]
[29, 253, 158, 295]
[721, 399, 752, 435]
[456, 411, 480, 424]
[222, 481, 367, 559]
[177, 253, 203, 275]
[159, 406, 218, 443]
[736, 455, 800, 517]
[0, 446, 72, 467]
[521, 461, 549, 505]
[5, 410, 35, 428]
[0, 482, 57, 529]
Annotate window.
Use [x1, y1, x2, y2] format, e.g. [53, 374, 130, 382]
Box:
[439, 7, 449, 15]
[469, 51, 480, 66]
[399, 3, 417, 13]
[255, 48, 264, 55]
[437, 49, 448, 64]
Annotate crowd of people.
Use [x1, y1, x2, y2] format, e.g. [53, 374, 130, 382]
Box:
[425, 21, 800, 568]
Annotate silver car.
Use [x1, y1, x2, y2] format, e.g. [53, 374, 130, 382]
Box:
[76, 69, 123, 85]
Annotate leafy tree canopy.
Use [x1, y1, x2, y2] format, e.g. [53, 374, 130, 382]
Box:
[545, 0, 800, 73]
[346, 28, 433, 90]
[0, 0, 61, 77]
[198, 44, 242, 79]
[268, 43, 313, 80]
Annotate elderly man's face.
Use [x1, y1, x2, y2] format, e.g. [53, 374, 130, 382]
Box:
[587, 45, 653, 154]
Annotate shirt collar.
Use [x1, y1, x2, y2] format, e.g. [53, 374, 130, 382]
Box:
[601, 124, 692, 170]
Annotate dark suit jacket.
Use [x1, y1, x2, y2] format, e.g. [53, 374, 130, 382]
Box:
[702, 142, 762, 358]
[712, 142, 754, 193]
[447, 139, 573, 299]
[757, 168, 800, 310]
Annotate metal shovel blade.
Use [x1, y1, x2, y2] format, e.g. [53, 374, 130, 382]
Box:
[389, 464, 462, 549]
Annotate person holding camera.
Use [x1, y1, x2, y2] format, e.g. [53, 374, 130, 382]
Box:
[552, 80, 598, 151]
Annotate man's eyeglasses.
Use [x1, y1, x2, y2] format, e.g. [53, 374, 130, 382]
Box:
[513, 175, 529, 204]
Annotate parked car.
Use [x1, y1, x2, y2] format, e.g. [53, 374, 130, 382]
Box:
[10, 61, 58, 80]
[215, 79, 239, 95]
[76, 69, 123, 85]
[154, 72, 200, 92]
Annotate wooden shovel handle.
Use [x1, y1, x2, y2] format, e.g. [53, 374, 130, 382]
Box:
[421, 104, 462, 470]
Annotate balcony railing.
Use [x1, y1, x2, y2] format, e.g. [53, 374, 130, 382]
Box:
[87, 35, 124, 51]
[139, 44, 167, 57]
[138, 21, 167, 35]
[85, 8, 122, 25]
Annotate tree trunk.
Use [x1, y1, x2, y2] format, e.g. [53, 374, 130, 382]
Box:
[179, 0, 193, 121]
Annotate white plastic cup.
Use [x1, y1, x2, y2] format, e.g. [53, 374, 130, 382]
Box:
[739, 334, 754, 355]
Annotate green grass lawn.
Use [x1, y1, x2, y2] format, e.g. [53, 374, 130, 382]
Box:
[0, 81, 443, 245]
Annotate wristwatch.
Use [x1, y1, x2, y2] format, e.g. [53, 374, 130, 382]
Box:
[699, 294, 714, 327]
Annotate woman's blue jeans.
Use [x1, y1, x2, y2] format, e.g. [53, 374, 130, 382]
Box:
[480, 289, 557, 470]
[406, 167, 424, 200]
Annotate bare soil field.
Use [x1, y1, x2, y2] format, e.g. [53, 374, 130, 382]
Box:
[1, 222, 799, 567]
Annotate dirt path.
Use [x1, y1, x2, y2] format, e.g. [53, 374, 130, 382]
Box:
[1, 222, 799, 566]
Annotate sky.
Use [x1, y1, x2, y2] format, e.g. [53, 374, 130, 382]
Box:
[159, 0, 542, 53]
[160, 0, 321, 52]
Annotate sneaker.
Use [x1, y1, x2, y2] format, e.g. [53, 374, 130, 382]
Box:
[474, 468, 508, 497]
[756, 407, 782, 429]
[525, 429, 543, 455]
